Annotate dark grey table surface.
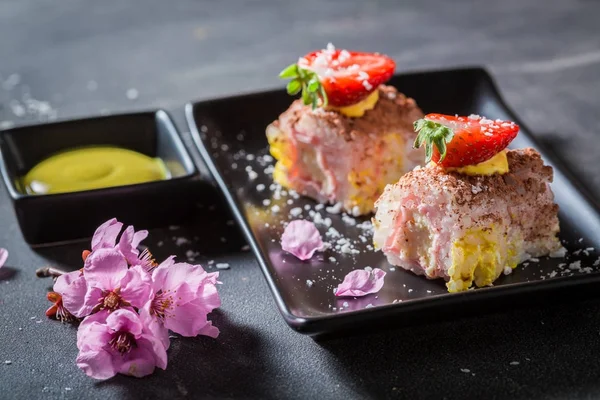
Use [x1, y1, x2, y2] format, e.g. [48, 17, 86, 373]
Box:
[2, 1, 600, 399]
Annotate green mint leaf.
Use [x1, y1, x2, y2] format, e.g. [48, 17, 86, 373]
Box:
[286, 79, 302, 95]
[308, 76, 320, 93]
[279, 62, 327, 109]
[279, 64, 299, 79]
[302, 85, 311, 105]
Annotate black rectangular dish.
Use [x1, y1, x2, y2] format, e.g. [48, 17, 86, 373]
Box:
[0, 110, 203, 246]
[186, 67, 600, 338]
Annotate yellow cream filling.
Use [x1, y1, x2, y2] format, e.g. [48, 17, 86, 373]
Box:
[348, 133, 404, 214]
[447, 226, 521, 293]
[326, 90, 379, 118]
[447, 150, 509, 176]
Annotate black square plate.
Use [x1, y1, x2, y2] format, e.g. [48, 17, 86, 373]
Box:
[0, 110, 204, 246]
[186, 67, 600, 338]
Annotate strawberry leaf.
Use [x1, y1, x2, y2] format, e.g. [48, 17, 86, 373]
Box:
[413, 119, 455, 164]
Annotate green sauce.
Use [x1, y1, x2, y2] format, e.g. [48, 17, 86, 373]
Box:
[22, 146, 169, 195]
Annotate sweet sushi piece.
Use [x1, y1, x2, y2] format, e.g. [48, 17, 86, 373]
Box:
[373, 114, 562, 292]
[266, 43, 424, 216]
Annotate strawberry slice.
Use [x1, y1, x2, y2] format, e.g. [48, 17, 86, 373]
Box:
[279, 44, 395, 108]
[413, 114, 520, 168]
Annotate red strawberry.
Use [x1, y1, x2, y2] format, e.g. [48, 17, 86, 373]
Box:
[413, 113, 519, 168]
[279, 45, 395, 108]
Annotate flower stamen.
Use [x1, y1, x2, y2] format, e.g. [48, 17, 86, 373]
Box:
[92, 287, 131, 313]
[108, 331, 136, 354]
[149, 290, 175, 323]
[139, 248, 159, 272]
[104, 291, 120, 309]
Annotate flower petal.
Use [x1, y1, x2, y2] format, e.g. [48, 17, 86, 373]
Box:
[139, 305, 170, 350]
[116, 338, 165, 377]
[76, 349, 117, 380]
[106, 309, 144, 338]
[80, 287, 103, 318]
[53, 270, 82, 294]
[84, 248, 129, 290]
[154, 261, 208, 294]
[335, 268, 386, 297]
[196, 322, 220, 339]
[119, 266, 153, 310]
[281, 220, 326, 260]
[91, 218, 123, 251]
[131, 230, 148, 249]
[163, 299, 218, 338]
[55, 271, 94, 318]
[118, 226, 149, 265]
[150, 256, 176, 289]
[76, 310, 111, 351]
[140, 334, 168, 370]
[194, 273, 221, 313]
[0, 248, 8, 268]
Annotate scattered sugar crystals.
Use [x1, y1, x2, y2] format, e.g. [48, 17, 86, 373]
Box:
[325, 202, 343, 214]
[289, 207, 302, 217]
[568, 261, 582, 271]
[549, 247, 568, 258]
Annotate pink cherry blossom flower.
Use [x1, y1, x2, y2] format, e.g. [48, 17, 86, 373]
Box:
[141, 256, 221, 339]
[335, 268, 386, 297]
[118, 225, 157, 272]
[82, 249, 152, 315]
[76, 309, 168, 380]
[0, 248, 7, 268]
[281, 220, 326, 260]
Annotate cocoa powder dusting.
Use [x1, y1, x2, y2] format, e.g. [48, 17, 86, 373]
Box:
[275, 85, 424, 141]
[395, 148, 559, 241]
